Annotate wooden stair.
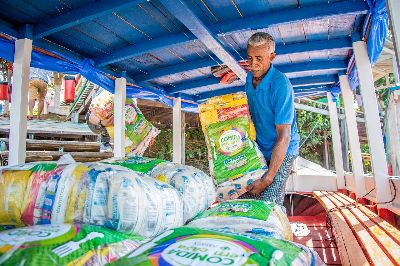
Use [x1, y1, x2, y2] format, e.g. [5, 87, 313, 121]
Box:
[66, 78, 97, 120]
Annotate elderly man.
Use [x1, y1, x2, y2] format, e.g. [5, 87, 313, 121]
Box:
[242, 32, 300, 205]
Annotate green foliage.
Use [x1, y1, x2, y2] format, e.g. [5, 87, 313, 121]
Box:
[143, 127, 210, 173]
[296, 107, 331, 165]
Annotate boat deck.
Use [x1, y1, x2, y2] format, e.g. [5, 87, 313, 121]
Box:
[289, 215, 341, 265]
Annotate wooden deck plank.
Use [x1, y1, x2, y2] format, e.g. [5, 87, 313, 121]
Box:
[334, 192, 400, 242]
[0, 138, 100, 152]
[0, 151, 113, 163]
[330, 192, 400, 263]
[313, 191, 369, 266]
[0, 119, 96, 136]
[322, 191, 395, 266]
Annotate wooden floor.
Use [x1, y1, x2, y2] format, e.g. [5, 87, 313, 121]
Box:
[289, 215, 342, 265]
[0, 118, 95, 136]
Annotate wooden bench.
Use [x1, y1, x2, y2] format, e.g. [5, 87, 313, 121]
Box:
[313, 191, 400, 266]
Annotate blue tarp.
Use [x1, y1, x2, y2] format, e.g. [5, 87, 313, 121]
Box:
[346, 0, 388, 93]
[0, 37, 198, 113]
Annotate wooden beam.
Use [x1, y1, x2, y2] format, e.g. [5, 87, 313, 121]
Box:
[33, 0, 145, 39]
[354, 41, 392, 204]
[0, 138, 100, 152]
[153, 0, 246, 82]
[9, 38, 32, 165]
[340, 74, 366, 197]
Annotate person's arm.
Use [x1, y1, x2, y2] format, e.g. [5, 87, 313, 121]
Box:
[247, 124, 291, 195]
[88, 112, 101, 125]
[247, 77, 295, 195]
[100, 115, 114, 127]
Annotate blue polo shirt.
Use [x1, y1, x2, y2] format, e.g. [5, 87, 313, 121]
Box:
[245, 65, 300, 160]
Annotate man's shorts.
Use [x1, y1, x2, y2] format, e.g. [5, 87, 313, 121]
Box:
[29, 79, 48, 102]
[239, 153, 298, 206]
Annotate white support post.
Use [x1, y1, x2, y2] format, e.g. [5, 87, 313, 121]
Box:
[53, 72, 63, 108]
[340, 75, 366, 197]
[393, 56, 400, 84]
[173, 97, 184, 164]
[386, 0, 400, 76]
[353, 41, 392, 203]
[327, 92, 345, 189]
[9, 39, 32, 165]
[113, 76, 126, 158]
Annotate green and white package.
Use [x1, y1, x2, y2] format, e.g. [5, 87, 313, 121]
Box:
[0, 224, 144, 266]
[189, 199, 292, 241]
[106, 99, 160, 156]
[103, 156, 166, 174]
[206, 117, 266, 184]
[110, 227, 322, 266]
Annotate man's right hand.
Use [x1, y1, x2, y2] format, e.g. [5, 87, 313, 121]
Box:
[101, 115, 114, 127]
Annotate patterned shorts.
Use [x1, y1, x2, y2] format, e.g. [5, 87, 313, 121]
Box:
[239, 153, 297, 206]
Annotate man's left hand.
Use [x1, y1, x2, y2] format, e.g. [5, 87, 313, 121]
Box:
[246, 175, 274, 196]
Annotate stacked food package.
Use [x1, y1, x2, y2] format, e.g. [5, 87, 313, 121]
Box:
[0, 224, 144, 265]
[109, 227, 323, 266]
[0, 162, 184, 238]
[198, 92, 267, 201]
[89, 91, 159, 156]
[188, 199, 293, 240]
[103, 156, 217, 222]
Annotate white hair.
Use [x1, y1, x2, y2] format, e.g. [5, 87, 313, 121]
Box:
[247, 32, 276, 52]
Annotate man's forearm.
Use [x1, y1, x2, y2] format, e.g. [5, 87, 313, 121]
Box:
[263, 137, 290, 180]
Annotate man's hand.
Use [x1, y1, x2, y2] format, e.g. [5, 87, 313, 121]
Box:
[101, 115, 114, 127]
[247, 175, 274, 196]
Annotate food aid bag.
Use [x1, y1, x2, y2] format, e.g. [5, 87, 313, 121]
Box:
[103, 156, 216, 223]
[0, 224, 145, 265]
[189, 199, 292, 240]
[109, 227, 324, 266]
[90, 91, 159, 156]
[199, 92, 267, 200]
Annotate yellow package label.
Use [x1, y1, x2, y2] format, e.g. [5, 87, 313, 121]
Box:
[65, 165, 90, 223]
[199, 92, 256, 141]
[0, 170, 32, 225]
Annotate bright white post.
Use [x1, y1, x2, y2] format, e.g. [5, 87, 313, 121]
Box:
[113, 74, 126, 158]
[327, 92, 345, 189]
[353, 41, 392, 203]
[173, 96, 184, 164]
[386, 0, 400, 76]
[9, 38, 32, 165]
[53, 72, 62, 108]
[340, 74, 366, 197]
[393, 56, 400, 84]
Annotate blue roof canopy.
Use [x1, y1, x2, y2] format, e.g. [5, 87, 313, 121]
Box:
[0, 0, 389, 111]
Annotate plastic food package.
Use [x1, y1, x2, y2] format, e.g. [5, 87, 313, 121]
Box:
[109, 227, 323, 266]
[216, 167, 266, 201]
[150, 162, 217, 222]
[90, 91, 160, 156]
[104, 156, 217, 223]
[189, 199, 292, 241]
[199, 93, 267, 200]
[0, 163, 56, 226]
[103, 156, 165, 174]
[0, 224, 144, 265]
[0, 162, 185, 238]
[105, 169, 184, 238]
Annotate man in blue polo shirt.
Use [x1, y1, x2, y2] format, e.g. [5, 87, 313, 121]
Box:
[242, 32, 300, 205]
